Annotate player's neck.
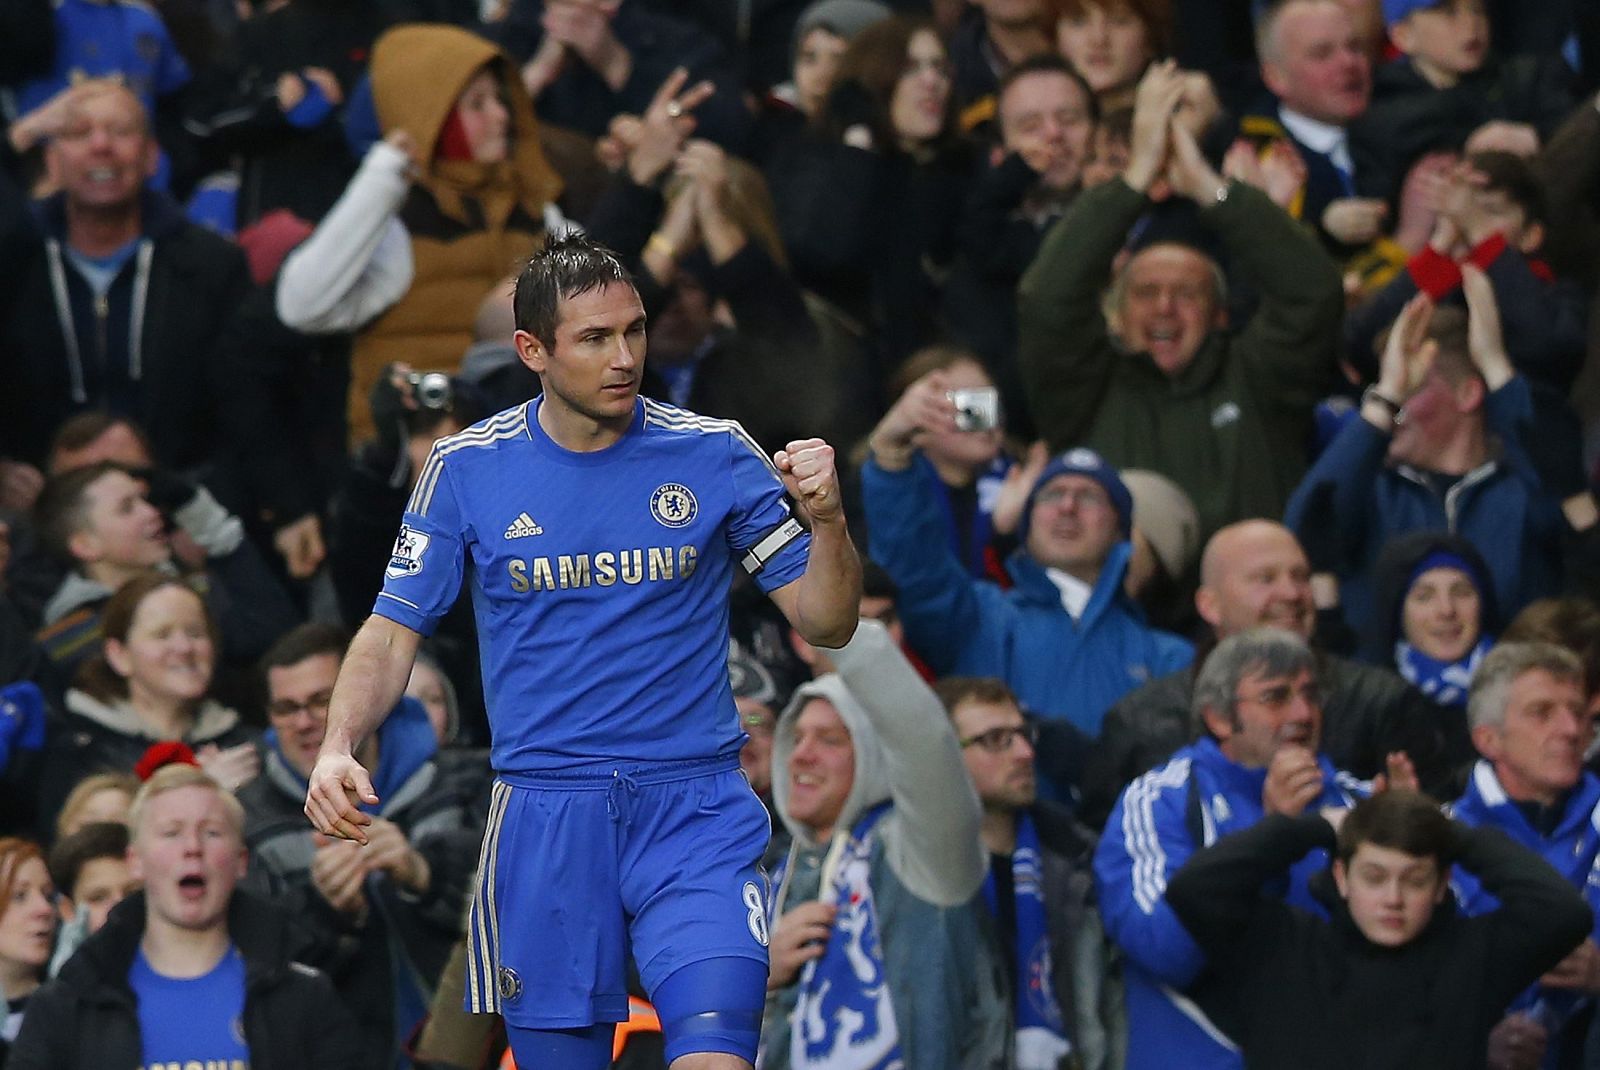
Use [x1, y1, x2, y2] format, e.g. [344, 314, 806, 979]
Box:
[537, 396, 632, 453]
[141, 918, 231, 979]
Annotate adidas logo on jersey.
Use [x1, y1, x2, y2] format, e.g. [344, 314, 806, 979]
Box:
[504, 512, 544, 539]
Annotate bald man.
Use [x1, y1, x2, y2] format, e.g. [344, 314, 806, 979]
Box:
[1078, 520, 1449, 826]
[1018, 63, 1343, 540]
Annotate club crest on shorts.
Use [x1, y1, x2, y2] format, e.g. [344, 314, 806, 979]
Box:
[650, 483, 698, 528]
[497, 965, 523, 1002]
[385, 524, 430, 579]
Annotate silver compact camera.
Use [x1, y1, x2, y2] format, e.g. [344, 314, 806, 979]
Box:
[948, 387, 1000, 432]
[408, 371, 454, 411]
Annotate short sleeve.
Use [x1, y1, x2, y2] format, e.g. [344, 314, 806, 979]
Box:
[724, 427, 809, 593]
[371, 446, 467, 635]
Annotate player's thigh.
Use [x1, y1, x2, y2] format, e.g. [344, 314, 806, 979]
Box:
[621, 768, 772, 994]
[652, 956, 766, 1067]
[469, 780, 630, 1028]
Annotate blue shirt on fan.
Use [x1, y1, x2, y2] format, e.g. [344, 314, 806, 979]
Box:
[374, 397, 809, 774]
[129, 944, 250, 1069]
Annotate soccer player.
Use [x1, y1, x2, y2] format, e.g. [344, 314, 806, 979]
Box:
[304, 233, 862, 1070]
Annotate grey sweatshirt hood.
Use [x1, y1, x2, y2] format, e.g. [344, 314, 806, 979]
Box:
[64, 689, 243, 744]
[771, 671, 891, 851]
[43, 572, 113, 626]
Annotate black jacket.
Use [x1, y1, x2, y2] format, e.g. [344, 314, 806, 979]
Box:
[8, 889, 365, 1070]
[1166, 813, 1591, 1070]
[1080, 652, 1452, 829]
[0, 190, 251, 472]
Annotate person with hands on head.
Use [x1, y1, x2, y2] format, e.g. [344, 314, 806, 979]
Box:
[1286, 260, 1561, 636]
[1164, 786, 1590, 1070]
[1448, 642, 1600, 1068]
[1019, 58, 1344, 542]
[306, 232, 860, 1070]
[1094, 628, 1391, 1070]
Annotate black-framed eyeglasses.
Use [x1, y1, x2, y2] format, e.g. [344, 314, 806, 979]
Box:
[268, 689, 334, 720]
[959, 721, 1039, 753]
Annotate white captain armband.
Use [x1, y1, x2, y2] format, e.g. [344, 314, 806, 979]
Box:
[741, 517, 805, 575]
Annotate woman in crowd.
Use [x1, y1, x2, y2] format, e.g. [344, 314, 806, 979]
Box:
[0, 838, 55, 1068]
[1049, 0, 1171, 111]
[348, 23, 563, 444]
[52, 773, 139, 843]
[42, 577, 260, 824]
[768, 14, 973, 378]
[1368, 532, 1499, 778]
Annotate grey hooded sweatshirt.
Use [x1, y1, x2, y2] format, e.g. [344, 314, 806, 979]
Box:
[763, 619, 1006, 1069]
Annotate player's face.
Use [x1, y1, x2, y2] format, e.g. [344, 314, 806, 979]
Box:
[787, 699, 856, 839]
[520, 282, 647, 432]
[130, 785, 247, 934]
[266, 653, 341, 780]
[1333, 844, 1446, 947]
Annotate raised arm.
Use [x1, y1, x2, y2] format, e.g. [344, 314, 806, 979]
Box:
[304, 614, 422, 843]
[768, 439, 862, 649]
[831, 620, 985, 905]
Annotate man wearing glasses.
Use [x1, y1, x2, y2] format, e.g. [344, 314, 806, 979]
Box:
[936, 676, 1106, 1070]
[1094, 628, 1413, 1070]
[240, 621, 482, 1066]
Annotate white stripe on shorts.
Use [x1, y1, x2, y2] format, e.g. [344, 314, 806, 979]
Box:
[467, 780, 513, 1012]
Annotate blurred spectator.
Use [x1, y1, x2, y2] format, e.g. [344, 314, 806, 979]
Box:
[0, 838, 55, 1066]
[241, 622, 483, 1070]
[762, 620, 1004, 1068]
[1366, 531, 1497, 771]
[45, 821, 135, 977]
[1286, 276, 1561, 634]
[1452, 642, 1600, 1068]
[52, 771, 138, 842]
[0, 83, 252, 477]
[751, 0, 892, 165]
[935, 675, 1115, 1070]
[1236, 0, 1403, 293]
[32, 461, 299, 682]
[946, 55, 1097, 410]
[864, 437, 1193, 791]
[181, 0, 396, 231]
[862, 347, 1020, 582]
[1083, 520, 1450, 827]
[1019, 62, 1343, 541]
[349, 23, 563, 445]
[1166, 787, 1589, 1069]
[768, 14, 974, 375]
[405, 648, 463, 747]
[947, 0, 1054, 132]
[1047, 0, 1169, 111]
[9, 765, 365, 1069]
[4, 0, 192, 190]
[1500, 597, 1600, 726]
[1120, 467, 1203, 633]
[39, 575, 261, 828]
[1094, 628, 1378, 1070]
[1362, 0, 1576, 189]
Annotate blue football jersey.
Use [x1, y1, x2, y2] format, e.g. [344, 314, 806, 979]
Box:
[374, 398, 810, 773]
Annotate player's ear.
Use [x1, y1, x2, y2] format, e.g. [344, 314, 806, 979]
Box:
[514, 329, 547, 374]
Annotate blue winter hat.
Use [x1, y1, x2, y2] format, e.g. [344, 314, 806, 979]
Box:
[1018, 448, 1133, 542]
[1382, 0, 1446, 28]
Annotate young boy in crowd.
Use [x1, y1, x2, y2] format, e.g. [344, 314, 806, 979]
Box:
[1165, 790, 1590, 1069]
[45, 821, 137, 974]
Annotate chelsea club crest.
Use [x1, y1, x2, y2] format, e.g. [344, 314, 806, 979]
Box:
[650, 483, 698, 528]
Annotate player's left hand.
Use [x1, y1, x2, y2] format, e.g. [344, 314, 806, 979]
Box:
[775, 439, 843, 526]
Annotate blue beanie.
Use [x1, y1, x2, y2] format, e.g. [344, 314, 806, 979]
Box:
[1382, 0, 1444, 28]
[1017, 448, 1133, 543]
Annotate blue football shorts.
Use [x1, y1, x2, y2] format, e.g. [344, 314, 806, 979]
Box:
[464, 753, 772, 1029]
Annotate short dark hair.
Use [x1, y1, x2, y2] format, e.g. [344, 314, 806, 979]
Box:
[34, 461, 130, 564]
[47, 411, 152, 473]
[997, 53, 1099, 125]
[861, 559, 899, 602]
[513, 232, 634, 350]
[932, 676, 1020, 719]
[1336, 790, 1455, 873]
[259, 622, 350, 676]
[48, 821, 130, 899]
[1467, 149, 1546, 228]
[1503, 597, 1600, 697]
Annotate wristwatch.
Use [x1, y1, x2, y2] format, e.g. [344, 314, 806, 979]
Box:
[1361, 385, 1402, 417]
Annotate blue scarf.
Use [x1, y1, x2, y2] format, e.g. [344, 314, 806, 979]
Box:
[982, 813, 1071, 1070]
[788, 803, 904, 1070]
[1396, 636, 1492, 708]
